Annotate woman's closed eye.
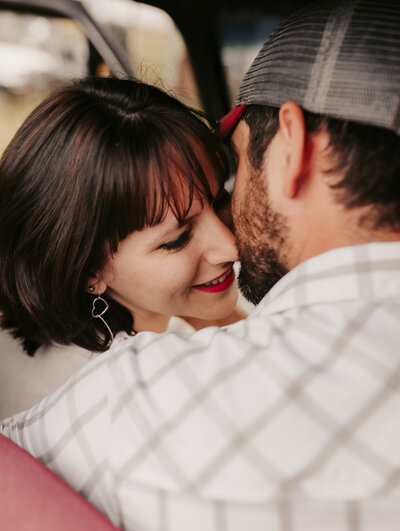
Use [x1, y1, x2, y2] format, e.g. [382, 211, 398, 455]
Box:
[158, 228, 192, 252]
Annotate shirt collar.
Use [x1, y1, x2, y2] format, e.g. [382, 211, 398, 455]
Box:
[250, 242, 400, 316]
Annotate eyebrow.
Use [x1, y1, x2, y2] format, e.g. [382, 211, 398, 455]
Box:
[178, 212, 199, 228]
[150, 212, 200, 247]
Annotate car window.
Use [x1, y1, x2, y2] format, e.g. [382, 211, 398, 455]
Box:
[0, 1, 203, 155]
[84, 0, 201, 109]
[220, 13, 283, 105]
[0, 10, 89, 154]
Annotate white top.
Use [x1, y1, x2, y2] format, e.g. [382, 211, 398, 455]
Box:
[2, 242, 400, 531]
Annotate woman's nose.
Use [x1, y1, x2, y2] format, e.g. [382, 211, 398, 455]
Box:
[201, 210, 238, 265]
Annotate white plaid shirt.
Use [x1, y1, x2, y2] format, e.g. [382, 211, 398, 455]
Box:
[2, 242, 400, 531]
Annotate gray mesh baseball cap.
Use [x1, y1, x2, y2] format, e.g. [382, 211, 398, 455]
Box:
[227, 0, 400, 136]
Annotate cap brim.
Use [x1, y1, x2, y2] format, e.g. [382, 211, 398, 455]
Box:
[218, 104, 246, 139]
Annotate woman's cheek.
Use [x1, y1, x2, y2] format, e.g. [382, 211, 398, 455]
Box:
[166, 254, 198, 294]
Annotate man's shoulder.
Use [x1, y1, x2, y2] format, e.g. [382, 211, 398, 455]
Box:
[100, 241, 400, 404]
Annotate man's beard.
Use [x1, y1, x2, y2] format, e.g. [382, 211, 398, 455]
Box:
[233, 173, 289, 306]
[238, 246, 288, 306]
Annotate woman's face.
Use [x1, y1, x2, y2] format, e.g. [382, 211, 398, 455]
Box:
[99, 150, 239, 332]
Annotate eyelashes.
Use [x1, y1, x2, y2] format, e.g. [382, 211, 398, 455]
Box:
[158, 228, 192, 252]
[157, 188, 230, 253]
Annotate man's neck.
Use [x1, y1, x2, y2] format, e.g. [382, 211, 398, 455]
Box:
[292, 204, 400, 268]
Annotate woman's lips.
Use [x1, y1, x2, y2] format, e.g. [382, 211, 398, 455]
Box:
[193, 268, 235, 293]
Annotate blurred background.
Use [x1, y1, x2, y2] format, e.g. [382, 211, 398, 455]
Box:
[0, 0, 303, 153]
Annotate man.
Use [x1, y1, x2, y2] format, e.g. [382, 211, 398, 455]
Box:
[2, 1, 400, 530]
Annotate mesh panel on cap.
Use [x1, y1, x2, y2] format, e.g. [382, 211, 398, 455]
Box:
[236, 0, 400, 135]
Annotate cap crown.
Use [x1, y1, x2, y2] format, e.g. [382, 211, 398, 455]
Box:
[237, 0, 400, 134]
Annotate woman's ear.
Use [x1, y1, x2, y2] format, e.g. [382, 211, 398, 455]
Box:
[86, 276, 107, 295]
[278, 101, 307, 198]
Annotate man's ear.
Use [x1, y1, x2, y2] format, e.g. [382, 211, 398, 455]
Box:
[278, 101, 307, 198]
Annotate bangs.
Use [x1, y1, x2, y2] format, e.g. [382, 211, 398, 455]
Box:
[144, 135, 213, 227]
[102, 110, 229, 255]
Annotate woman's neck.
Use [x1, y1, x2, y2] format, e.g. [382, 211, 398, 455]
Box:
[132, 312, 171, 334]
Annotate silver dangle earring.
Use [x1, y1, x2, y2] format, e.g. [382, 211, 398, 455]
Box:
[90, 287, 114, 343]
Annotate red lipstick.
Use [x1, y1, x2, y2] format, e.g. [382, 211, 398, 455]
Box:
[193, 269, 235, 293]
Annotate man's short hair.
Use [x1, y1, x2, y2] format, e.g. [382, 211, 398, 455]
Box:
[244, 105, 400, 230]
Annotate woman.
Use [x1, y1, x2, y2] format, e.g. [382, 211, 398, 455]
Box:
[0, 77, 244, 418]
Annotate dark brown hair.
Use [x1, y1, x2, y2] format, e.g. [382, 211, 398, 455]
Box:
[0, 77, 228, 355]
[243, 105, 400, 229]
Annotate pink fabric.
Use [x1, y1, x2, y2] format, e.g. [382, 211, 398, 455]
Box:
[0, 434, 119, 530]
